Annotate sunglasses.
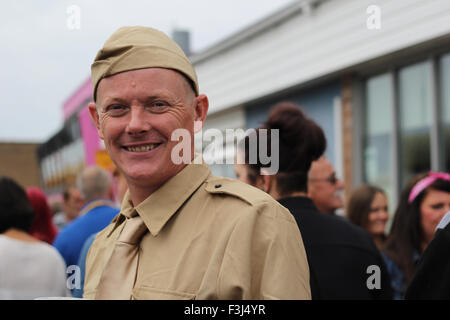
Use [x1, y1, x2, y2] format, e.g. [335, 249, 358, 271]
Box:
[309, 173, 339, 185]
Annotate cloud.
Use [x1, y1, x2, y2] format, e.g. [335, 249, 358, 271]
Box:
[0, 0, 294, 142]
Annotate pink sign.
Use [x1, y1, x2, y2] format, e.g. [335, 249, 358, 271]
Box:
[63, 78, 93, 120]
[78, 106, 101, 166]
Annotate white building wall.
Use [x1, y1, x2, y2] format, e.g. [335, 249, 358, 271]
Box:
[194, 107, 246, 178]
[193, 0, 450, 115]
[194, 107, 245, 158]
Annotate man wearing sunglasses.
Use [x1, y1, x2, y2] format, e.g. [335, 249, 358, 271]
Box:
[308, 157, 345, 215]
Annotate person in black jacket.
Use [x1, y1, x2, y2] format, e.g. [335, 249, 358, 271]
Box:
[235, 102, 393, 299]
[405, 211, 450, 299]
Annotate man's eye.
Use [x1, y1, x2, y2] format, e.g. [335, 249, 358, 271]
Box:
[106, 105, 128, 116]
[147, 101, 170, 113]
[152, 101, 169, 108]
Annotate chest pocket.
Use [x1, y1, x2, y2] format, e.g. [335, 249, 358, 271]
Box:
[131, 286, 196, 300]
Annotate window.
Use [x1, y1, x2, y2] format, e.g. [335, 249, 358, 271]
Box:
[398, 62, 432, 187]
[440, 53, 450, 172]
[364, 73, 394, 203]
[363, 54, 450, 215]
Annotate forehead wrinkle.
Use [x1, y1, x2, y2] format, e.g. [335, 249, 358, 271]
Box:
[99, 89, 177, 109]
[97, 69, 195, 111]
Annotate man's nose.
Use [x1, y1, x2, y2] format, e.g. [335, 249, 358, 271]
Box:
[126, 107, 151, 135]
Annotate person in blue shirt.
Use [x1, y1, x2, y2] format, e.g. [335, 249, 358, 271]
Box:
[53, 166, 120, 276]
[72, 167, 128, 298]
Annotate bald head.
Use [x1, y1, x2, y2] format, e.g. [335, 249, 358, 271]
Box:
[77, 166, 113, 203]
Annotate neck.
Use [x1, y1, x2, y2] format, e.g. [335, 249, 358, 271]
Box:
[290, 191, 308, 198]
[2, 228, 39, 243]
[65, 214, 76, 222]
[278, 191, 308, 200]
[126, 163, 190, 206]
[128, 184, 158, 206]
[420, 239, 430, 254]
[315, 203, 334, 215]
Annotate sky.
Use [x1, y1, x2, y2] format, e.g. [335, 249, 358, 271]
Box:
[0, 0, 294, 143]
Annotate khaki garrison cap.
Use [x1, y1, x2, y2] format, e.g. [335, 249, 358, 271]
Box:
[91, 26, 199, 101]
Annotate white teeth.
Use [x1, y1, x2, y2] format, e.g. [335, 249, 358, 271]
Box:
[126, 144, 157, 152]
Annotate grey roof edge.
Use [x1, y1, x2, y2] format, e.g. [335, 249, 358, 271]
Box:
[190, 0, 329, 64]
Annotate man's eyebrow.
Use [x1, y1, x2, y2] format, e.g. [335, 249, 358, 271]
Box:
[140, 94, 180, 105]
[143, 92, 173, 100]
[100, 92, 175, 108]
[142, 95, 164, 101]
[101, 97, 128, 107]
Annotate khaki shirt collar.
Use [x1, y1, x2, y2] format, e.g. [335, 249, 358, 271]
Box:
[118, 157, 210, 236]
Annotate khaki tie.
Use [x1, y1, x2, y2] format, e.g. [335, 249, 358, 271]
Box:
[95, 212, 148, 300]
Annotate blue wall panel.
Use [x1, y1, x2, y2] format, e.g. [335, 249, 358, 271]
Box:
[245, 81, 341, 166]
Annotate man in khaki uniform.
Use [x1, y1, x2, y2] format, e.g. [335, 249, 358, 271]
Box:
[84, 26, 311, 300]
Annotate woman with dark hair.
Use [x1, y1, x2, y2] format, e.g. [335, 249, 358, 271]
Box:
[26, 187, 59, 244]
[235, 102, 392, 299]
[347, 185, 389, 250]
[382, 171, 450, 300]
[0, 177, 69, 299]
[0, 177, 35, 235]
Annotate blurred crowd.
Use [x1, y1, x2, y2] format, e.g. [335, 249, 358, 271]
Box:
[0, 102, 449, 300]
[0, 166, 127, 299]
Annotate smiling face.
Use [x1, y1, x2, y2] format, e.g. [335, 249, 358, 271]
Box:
[420, 189, 450, 245]
[367, 192, 389, 236]
[89, 68, 208, 204]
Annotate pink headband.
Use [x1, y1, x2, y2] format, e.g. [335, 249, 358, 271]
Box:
[408, 171, 450, 204]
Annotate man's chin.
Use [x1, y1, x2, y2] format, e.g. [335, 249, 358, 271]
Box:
[126, 171, 158, 182]
[124, 167, 179, 185]
[119, 160, 187, 189]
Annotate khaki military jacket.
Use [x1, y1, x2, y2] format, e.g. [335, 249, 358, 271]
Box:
[83, 160, 311, 300]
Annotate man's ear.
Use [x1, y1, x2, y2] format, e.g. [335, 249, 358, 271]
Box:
[262, 174, 273, 194]
[88, 102, 103, 140]
[193, 94, 209, 134]
[253, 175, 265, 192]
[107, 184, 115, 201]
[260, 170, 281, 199]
